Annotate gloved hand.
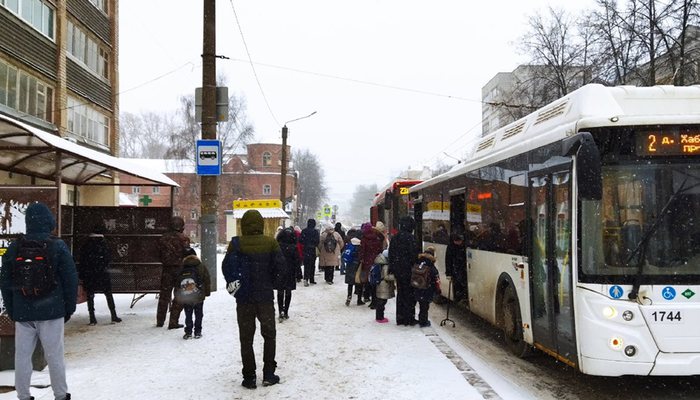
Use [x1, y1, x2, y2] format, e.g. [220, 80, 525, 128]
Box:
[64, 314, 71, 323]
[227, 280, 241, 297]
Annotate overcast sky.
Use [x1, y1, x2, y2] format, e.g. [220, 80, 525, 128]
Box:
[118, 0, 592, 211]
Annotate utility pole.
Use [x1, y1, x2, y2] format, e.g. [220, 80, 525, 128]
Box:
[201, 0, 218, 289]
[280, 125, 288, 205]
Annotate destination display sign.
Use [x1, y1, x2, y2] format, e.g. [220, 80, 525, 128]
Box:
[637, 131, 700, 156]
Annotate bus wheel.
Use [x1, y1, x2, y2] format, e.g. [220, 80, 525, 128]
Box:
[502, 284, 529, 358]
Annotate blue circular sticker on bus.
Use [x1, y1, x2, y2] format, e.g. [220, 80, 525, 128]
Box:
[662, 287, 676, 300]
[609, 285, 624, 299]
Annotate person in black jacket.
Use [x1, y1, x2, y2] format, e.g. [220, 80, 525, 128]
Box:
[388, 216, 419, 326]
[78, 224, 121, 325]
[222, 210, 286, 389]
[299, 219, 320, 286]
[334, 222, 347, 273]
[275, 227, 300, 321]
[444, 232, 467, 304]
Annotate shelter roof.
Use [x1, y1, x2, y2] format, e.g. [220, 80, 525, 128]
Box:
[0, 114, 178, 186]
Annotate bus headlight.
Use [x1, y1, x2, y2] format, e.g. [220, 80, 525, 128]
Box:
[624, 345, 637, 357]
[603, 306, 617, 319]
[622, 310, 634, 321]
[609, 337, 623, 350]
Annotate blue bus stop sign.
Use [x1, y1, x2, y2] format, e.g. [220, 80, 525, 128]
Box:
[196, 140, 221, 176]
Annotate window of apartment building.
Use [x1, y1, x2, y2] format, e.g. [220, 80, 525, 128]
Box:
[263, 184, 271, 195]
[132, 186, 140, 194]
[152, 186, 160, 194]
[0, 59, 54, 123]
[67, 21, 109, 80]
[67, 96, 109, 147]
[88, 0, 107, 13]
[262, 152, 271, 166]
[190, 209, 198, 220]
[0, 0, 54, 40]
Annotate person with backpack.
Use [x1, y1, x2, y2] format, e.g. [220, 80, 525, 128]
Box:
[412, 246, 442, 328]
[175, 248, 211, 339]
[156, 216, 190, 329]
[372, 249, 395, 323]
[318, 225, 343, 284]
[0, 202, 77, 400]
[275, 227, 300, 321]
[78, 224, 121, 325]
[342, 237, 362, 306]
[222, 210, 286, 389]
[389, 216, 419, 326]
[299, 219, 320, 287]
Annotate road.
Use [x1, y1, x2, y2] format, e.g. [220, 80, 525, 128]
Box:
[430, 300, 700, 400]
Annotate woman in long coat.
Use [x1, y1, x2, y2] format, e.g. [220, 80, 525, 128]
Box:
[359, 222, 385, 307]
[275, 227, 300, 321]
[318, 226, 344, 284]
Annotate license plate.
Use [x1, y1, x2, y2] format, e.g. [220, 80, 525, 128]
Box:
[650, 310, 684, 323]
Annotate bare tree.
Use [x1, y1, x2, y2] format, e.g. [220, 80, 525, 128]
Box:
[119, 111, 174, 158]
[348, 184, 378, 224]
[519, 7, 589, 98]
[165, 83, 254, 161]
[293, 149, 327, 223]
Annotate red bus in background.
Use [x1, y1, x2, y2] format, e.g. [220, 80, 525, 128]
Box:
[370, 179, 422, 237]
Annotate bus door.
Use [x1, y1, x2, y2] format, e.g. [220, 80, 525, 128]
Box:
[449, 190, 467, 302]
[529, 168, 576, 363]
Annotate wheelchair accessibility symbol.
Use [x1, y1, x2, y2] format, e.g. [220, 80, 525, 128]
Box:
[662, 286, 676, 300]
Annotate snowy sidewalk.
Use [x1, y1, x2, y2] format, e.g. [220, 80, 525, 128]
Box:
[1, 268, 495, 400]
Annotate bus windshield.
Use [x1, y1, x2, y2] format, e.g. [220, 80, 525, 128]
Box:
[580, 162, 700, 282]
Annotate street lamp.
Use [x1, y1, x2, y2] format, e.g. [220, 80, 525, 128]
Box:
[280, 111, 317, 212]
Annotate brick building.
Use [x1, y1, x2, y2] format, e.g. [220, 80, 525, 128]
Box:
[121, 142, 297, 243]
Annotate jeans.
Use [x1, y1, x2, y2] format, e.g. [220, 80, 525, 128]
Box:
[184, 301, 204, 335]
[236, 302, 276, 379]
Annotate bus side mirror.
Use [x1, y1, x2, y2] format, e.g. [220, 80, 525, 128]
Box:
[384, 190, 393, 210]
[562, 132, 602, 201]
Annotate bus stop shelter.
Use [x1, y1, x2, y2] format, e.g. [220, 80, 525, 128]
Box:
[0, 113, 178, 369]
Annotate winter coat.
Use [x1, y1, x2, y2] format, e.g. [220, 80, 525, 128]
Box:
[0, 202, 78, 322]
[343, 238, 361, 285]
[78, 234, 113, 292]
[413, 252, 441, 303]
[444, 234, 467, 279]
[334, 223, 347, 246]
[374, 252, 395, 300]
[182, 255, 212, 297]
[276, 228, 300, 291]
[359, 226, 385, 282]
[222, 210, 286, 304]
[388, 216, 419, 283]
[300, 219, 320, 260]
[318, 229, 344, 267]
[158, 217, 190, 267]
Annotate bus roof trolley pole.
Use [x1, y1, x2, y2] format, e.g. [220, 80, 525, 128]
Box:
[562, 132, 602, 201]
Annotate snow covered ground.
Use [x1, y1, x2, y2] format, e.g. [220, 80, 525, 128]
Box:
[0, 260, 524, 400]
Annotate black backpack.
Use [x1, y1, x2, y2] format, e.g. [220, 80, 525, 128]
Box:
[13, 236, 57, 298]
[323, 233, 337, 253]
[174, 265, 204, 305]
[410, 262, 430, 290]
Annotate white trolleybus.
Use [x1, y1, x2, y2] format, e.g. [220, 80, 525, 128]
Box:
[409, 84, 700, 376]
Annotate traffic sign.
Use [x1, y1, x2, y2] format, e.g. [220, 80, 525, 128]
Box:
[196, 140, 221, 176]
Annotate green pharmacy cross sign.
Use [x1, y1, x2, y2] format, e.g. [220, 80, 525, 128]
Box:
[139, 195, 153, 206]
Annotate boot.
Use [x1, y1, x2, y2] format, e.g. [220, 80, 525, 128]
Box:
[87, 298, 97, 325]
[106, 293, 122, 323]
[345, 296, 351, 306]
